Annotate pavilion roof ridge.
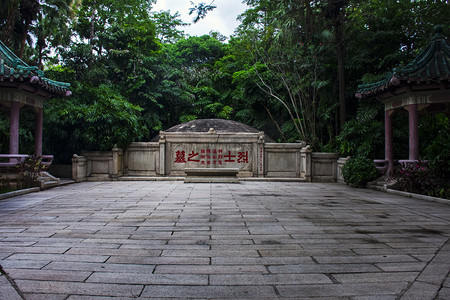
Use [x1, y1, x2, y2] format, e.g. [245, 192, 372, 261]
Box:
[0, 40, 71, 96]
[356, 25, 449, 99]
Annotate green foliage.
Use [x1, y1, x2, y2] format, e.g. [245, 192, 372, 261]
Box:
[45, 84, 145, 162]
[189, 1, 217, 23]
[0, 155, 46, 192]
[422, 114, 450, 180]
[18, 155, 45, 189]
[0, 115, 9, 153]
[337, 99, 384, 158]
[391, 162, 450, 200]
[342, 157, 379, 188]
[388, 114, 450, 200]
[168, 35, 227, 66]
[3, 0, 449, 165]
[152, 10, 187, 44]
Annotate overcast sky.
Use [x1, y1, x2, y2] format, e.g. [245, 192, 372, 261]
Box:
[152, 0, 249, 37]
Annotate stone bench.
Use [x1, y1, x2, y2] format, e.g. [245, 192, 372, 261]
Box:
[184, 168, 240, 183]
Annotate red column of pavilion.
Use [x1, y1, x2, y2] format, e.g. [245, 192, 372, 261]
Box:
[9, 101, 20, 154]
[34, 107, 43, 156]
[407, 104, 419, 161]
[8, 101, 44, 156]
[385, 110, 394, 174]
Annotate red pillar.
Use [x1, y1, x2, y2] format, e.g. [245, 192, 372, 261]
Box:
[407, 104, 419, 161]
[9, 101, 20, 154]
[385, 110, 394, 174]
[34, 107, 43, 156]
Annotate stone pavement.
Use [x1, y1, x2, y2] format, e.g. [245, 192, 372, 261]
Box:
[0, 181, 449, 299]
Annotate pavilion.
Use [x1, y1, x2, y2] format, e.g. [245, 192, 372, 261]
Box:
[356, 26, 450, 174]
[0, 40, 71, 158]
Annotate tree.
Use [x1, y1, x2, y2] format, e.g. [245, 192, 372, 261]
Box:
[0, 0, 20, 46]
[164, 35, 230, 122]
[152, 10, 188, 44]
[189, 1, 217, 23]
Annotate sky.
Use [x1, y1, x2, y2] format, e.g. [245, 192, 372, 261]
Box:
[152, 0, 249, 37]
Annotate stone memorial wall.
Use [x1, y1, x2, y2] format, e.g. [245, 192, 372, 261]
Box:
[71, 119, 345, 183]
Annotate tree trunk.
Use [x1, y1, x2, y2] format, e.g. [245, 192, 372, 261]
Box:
[19, 20, 32, 59]
[1, 2, 19, 47]
[334, 9, 346, 130]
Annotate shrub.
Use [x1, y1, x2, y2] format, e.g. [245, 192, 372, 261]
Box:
[342, 157, 379, 188]
[0, 156, 45, 193]
[17, 155, 45, 190]
[391, 162, 450, 199]
[336, 99, 384, 158]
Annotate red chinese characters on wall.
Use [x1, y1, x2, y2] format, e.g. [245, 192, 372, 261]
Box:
[174, 148, 249, 165]
[174, 150, 186, 163]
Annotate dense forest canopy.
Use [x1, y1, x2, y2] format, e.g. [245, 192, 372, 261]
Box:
[1, 0, 449, 164]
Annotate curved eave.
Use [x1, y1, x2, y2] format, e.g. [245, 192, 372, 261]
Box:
[0, 76, 71, 97]
[0, 63, 71, 97]
[1, 40, 71, 97]
[356, 29, 450, 100]
[355, 73, 397, 99]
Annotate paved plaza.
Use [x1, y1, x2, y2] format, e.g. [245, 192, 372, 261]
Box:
[0, 181, 449, 299]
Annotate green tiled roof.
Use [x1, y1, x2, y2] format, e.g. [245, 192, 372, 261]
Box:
[0, 40, 71, 96]
[356, 26, 450, 99]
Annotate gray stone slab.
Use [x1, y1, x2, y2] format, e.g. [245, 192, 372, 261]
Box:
[44, 261, 155, 273]
[66, 296, 140, 300]
[268, 263, 380, 274]
[155, 265, 268, 274]
[0, 181, 449, 299]
[140, 285, 277, 298]
[277, 282, 407, 298]
[376, 262, 427, 272]
[87, 272, 208, 285]
[332, 272, 419, 283]
[437, 287, 450, 300]
[0, 246, 70, 254]
[400, 281, 440, 300]
[15, 280, 143, 297]
[213, 257, 314, 265]
[259, 249, 355, 257]
[162, 249, 260, 257]
[0, 274, 22, 300]
[5, 253, 109, 263]
[5, 269, 91, 282]
[444, 276, 450, 287]
[314, 254, 418, 264]
[65, 247, 162, 257]
[210, 273, 332, 285]
[0, 259, 51, 269]
[107, 255, 210, 265]
[23, 293, 68, 300]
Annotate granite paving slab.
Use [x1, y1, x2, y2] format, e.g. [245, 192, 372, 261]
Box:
[0, 181, 449, 299]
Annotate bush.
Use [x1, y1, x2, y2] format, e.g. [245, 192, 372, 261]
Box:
[336, 99, 384, 158]
[342, 157, 379, 188]
[0, 155, 45, 193]
[391, 162, 450, 199]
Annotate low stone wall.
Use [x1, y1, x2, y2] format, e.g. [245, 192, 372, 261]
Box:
[72, 148, 123, 181]
[311, 153, 341, 182]
[72, 155, 87, 183]
[264, 143, 304, 178]
[124, 142, 160, 176]
[71, 132, 348, 183]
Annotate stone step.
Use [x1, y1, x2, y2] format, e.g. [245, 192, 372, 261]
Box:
[42, 180, 59, 190]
